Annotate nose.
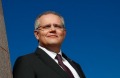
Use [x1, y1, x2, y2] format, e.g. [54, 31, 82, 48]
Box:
[50, 25, 56, 31]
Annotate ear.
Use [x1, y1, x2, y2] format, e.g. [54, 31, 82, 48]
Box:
[63, 29, 66, 37]
[34, 30, 39, 40]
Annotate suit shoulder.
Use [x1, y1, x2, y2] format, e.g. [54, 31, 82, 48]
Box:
[15, 53, 37, 63]
[71, 60, 80, 66]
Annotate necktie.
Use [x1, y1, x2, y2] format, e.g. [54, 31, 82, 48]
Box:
[55, 54, 74, 78]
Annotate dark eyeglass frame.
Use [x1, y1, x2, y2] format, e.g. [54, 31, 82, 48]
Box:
[36, 24, 65, 31]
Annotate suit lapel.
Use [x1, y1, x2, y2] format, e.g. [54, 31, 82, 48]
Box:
[35, 48, 69, 78]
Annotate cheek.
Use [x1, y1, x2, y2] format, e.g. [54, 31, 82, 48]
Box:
[60, 31, 66, 36]
[59, 31, 66, 39]
[38, 32, 47, 40]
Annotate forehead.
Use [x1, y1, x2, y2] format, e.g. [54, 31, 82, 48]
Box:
[40, 13, 60, 18]
[38, 14, 62, 24]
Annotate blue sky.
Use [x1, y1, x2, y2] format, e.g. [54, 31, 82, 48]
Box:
[2, 0, 120, 78]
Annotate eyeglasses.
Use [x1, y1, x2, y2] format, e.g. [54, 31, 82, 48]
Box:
[36, 24, 65, 31]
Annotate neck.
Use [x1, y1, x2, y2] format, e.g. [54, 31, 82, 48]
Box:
[40, 44, 61, 53]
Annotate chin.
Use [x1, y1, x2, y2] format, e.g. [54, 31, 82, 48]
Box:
[47, 41, 61, 45]
[48, 41, 59, 44]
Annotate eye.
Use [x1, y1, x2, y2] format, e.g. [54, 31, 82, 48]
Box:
[54, 24, 63, 29]
[42, 24, 51, 29]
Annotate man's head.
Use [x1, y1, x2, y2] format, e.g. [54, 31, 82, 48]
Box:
[34, 11, 66, 48]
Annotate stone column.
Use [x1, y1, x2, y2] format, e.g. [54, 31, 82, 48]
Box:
[0, 0, 12, 78]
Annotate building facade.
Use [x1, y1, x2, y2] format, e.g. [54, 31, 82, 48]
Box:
[0, 0, 12, 78]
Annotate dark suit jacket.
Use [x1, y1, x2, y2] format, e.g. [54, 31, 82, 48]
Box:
[13, 48, 85, 78]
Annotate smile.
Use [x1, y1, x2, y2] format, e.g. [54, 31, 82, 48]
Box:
[47, 35, 58, 37]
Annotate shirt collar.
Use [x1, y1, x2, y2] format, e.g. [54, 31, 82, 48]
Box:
[38, 45, 62, 60]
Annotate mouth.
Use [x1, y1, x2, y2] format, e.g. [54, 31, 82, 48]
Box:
[47, 35, 58, 38]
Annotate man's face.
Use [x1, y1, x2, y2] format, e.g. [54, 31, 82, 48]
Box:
[34, 14, 66, 47]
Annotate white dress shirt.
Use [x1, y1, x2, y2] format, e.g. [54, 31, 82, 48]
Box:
[38, 46, 80, 78]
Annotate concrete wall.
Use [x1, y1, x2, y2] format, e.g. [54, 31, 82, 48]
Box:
[0, 0, 12, 78]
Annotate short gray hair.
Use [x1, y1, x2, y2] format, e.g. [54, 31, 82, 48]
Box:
[34, 11, 65, 30]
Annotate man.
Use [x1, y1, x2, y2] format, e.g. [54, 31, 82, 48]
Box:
[13, 11, 85, 78]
